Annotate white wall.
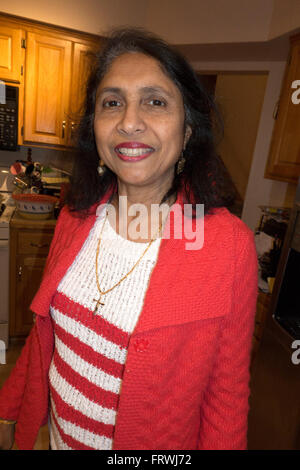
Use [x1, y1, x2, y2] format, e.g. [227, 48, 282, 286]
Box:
[2, 0, 300, 44]
[145, 0, 274, 44]
[269, 0, 300, 39]
[0, 0, 146, 36]
[215, 73, 268, 200]
[191, 59, 290, 231]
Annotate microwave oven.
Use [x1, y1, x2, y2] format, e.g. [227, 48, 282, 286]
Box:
[0, 84, 19, 151]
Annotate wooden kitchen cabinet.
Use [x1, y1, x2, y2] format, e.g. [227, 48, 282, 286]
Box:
[9, 213, 56, 338]
[23, 33, 100, 147]
[0, 12, 102, 148]
[67, 40, 98, 146]
[265, 33, 300, 183]
[23, 32, 72, 146]
[0, 20, 23, 83]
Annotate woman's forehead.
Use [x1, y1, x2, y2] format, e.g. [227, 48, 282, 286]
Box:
[97, 52, 181, 97]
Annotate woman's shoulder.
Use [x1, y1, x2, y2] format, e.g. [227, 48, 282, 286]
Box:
[205, 206, 255, 247]
[52, 204, 95, 243]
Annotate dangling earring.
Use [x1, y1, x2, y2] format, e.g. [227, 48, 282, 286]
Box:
[97, 159, 106, 176]
[176, 151, 185, 175]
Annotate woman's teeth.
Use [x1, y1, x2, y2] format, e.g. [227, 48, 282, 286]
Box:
[117, 148, 153, 156]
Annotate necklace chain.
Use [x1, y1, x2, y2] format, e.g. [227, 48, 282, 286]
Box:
[93, 207, 164, 315]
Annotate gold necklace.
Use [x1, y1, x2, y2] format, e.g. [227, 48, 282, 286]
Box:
[93, 209, 163, 316]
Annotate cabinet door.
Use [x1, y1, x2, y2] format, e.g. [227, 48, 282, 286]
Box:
[265, 35, 300, 183]
[0, 23, 22, 82]
[68, 41, 98, 146]
[24, 32, 72, 146]
[14, 255, 47, 336]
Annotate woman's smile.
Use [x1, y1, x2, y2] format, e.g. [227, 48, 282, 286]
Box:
[114, 141, 155, 161]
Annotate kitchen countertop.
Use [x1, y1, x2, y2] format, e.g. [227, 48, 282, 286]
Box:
[10, 208, 57, 230]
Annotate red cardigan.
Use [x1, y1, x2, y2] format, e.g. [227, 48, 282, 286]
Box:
[0, 189, 258, 450]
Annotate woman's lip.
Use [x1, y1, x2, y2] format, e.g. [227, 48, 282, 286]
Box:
[114, 142, 155, 162]
[115, 142, 154, 150]
[115, 149, 154, 162]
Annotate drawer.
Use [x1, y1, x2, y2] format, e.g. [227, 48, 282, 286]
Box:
[18, 231, 54, 255]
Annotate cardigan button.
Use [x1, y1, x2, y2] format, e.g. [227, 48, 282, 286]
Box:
[133, 338, 149, 352]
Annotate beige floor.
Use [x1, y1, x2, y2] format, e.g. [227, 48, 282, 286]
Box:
[0, 339, 49, 450]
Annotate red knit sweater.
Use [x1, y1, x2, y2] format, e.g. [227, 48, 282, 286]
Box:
[0, 188, 258, 450]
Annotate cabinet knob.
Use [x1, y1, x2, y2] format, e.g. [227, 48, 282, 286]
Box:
[30, 242, 49, 249]
[62, 120, 66, 139]
[71, 121, 76, 139]
[18, 266, 22, 279]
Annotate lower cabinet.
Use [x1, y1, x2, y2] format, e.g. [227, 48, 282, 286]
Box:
[9, 219, 55, 337]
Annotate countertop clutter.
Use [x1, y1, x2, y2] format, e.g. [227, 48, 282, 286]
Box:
[10, 149, 68, 221]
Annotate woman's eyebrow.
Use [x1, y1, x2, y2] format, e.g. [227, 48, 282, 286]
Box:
[96, 87, 122, 97]
[97, 86, 174, 98]
[140, 86, 174, 98]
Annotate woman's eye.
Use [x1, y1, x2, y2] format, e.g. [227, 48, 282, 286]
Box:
[103, 100, 121, 108]
[148, 99, 166, 107]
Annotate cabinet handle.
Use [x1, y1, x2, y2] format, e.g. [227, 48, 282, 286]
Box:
[71, 121, 76, 138]
[62, 120, 66, 139]
[273, 100, 279, 120]
[30, 242, 49, 248]
[18, 266, 22, 280]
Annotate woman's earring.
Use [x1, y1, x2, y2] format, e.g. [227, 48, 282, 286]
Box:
[176, 152, 185, 175]
[97, 159, 106, 176]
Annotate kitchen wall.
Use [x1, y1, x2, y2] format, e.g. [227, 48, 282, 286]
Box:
[1, 0, 300, 44]
[191, 57, 297, 231]
[0, 0, 146, 38]
[145, 0, 274, 44]
[269, 0, 300, 39]
[215, 72, 268, 200]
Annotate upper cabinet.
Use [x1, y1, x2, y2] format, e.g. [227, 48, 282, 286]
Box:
[24, 32, 72, 146]
[0, 13, 102, 149]
[265, 33, 300, 184]
[23, 33, 99, 148]
[67, 41, 98, 146]
[0, 22, 23, 82]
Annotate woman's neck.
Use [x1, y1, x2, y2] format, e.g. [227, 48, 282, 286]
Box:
[108, 184, 176, 243]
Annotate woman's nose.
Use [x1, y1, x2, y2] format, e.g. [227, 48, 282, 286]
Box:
[117, 102, 146, 135]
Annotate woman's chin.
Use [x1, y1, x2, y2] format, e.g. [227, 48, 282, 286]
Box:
[116, 171, 155, 188]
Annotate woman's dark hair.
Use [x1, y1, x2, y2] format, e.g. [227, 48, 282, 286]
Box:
[66, 27, 238, 217]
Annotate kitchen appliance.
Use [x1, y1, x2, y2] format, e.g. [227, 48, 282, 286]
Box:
[0, 167, 15, 349]
[248, 179, 300, 450]
[0, 84, 19, 151]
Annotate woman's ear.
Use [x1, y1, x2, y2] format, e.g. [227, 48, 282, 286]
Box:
[184, 126, 192, 149]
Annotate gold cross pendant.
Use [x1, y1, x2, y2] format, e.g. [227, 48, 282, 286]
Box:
[93, 295, 104, 316]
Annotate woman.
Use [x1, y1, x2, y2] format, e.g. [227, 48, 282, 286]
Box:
[0, 28, 258, 450]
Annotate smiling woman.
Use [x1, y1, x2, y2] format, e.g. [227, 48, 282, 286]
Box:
[0, 28, 258, 451]
[93, 52, 190, 215]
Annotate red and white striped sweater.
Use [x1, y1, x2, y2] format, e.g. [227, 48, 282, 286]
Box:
[48, 206, 161, 449]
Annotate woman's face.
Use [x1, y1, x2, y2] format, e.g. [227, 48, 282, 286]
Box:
[94, 52, 191, 194]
